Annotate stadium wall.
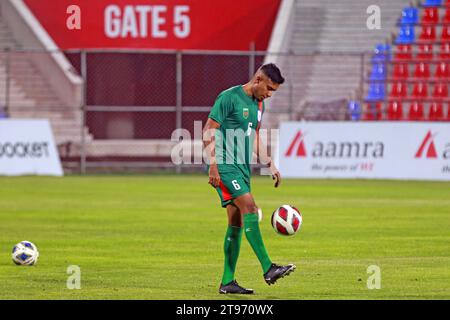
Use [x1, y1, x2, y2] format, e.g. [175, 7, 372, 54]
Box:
[265, 0, 296, 65]
[1, 0, 82, 108]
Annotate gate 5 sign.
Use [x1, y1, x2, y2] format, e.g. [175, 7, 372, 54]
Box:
[24, 0, 281, 50]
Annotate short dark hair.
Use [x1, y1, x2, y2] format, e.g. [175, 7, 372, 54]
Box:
[260, 63, 285, 84]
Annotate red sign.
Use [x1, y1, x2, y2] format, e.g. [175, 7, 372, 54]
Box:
[24, 0, 281, 50]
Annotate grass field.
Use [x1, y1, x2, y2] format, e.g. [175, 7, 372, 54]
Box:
[0, 175, 449, 300]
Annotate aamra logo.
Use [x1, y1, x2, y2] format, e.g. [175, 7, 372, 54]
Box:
[284, 131, 384, 158]
[415, 131, 438, 159]
[285, 130, 307, 157]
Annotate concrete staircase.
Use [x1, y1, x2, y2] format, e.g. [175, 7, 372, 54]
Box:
[0, 16, 91, 147]
[265, 0, 410, 127]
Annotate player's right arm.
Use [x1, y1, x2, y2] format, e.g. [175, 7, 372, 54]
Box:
[204, 91, 233, 188]
[203, 118, 221, 188]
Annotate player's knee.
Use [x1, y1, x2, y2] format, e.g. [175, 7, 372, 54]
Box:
[229, 218, 242, 228]
[243, 204, 258, 214]
[228, 213, 242, 227]
[227, 205, 242, 227]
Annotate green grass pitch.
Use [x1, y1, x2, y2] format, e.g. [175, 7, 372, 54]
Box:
[0, 175, 449, 300]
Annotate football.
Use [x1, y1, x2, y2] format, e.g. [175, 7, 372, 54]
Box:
[271, 205, 303, 236]
[12, 241, 39, 266]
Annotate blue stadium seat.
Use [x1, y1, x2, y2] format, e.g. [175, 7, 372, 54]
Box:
[372, 43, 391, 62]
[395, 25, 415, 44]
[366, 83, 386, 101]
[400, 7, 418, 25]
[422, 0, 442, 7]
[369, 62, 387, 80]
[348, 101, 361, 121]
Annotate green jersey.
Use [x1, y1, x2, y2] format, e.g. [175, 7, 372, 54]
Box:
[208, 85, 265, 179]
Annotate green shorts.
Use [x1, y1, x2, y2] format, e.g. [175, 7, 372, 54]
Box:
[215, 172, 251, 208]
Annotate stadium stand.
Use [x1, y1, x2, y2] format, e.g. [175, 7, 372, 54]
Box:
[264, 0, 449, 126]
[264, 0, 411, 128]
[1, 0, 448, 171]
[363, 0, 450, 121]
[0, 1, 89, 150]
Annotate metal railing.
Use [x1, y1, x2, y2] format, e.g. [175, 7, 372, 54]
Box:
[0, 48, 375, 172]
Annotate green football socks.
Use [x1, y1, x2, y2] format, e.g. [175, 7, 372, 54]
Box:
[244, 213, 272, 273]
[221, 225, 243, 285]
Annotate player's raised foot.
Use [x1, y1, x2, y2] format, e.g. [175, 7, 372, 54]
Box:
[264, 263, 296, 285]
[219, 280, 254, 294]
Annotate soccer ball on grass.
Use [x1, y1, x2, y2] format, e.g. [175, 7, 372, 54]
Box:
[12, 241, 39, 266]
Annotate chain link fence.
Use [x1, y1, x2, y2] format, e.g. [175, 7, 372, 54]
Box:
[1, 48, 376, 173]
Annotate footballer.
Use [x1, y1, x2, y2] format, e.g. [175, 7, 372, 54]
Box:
[203, 63, 296, 294]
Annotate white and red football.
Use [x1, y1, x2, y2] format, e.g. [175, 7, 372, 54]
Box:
[271, 205, 303, 236]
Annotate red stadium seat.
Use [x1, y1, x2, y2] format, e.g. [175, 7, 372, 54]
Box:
[392, 63, 409, 79]
[387, 101, 403, 120]
[412, 82, 429, 99]
[444, 8, 450, 23]
[419, 25, 436, 41]
[428, 102, 445, 120]
[408, 102, 424, 121]
[435, 62, 450, 79]
[390, 82, 408, 98]
[440, 43, 450, 59]
[417, 44, 434, 60]
[394, 44, 412, 60]
[422, 7, 439, 24]
[441, 25, 450, 41]
[363, 102, 383, 120]
[414, 62, 431, 78]
[432, 82, 449, 99]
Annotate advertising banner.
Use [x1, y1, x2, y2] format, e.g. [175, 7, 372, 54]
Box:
[279, 122, 450, 181]
[0, 120, 63, 176]
[24, 0, 280, 50]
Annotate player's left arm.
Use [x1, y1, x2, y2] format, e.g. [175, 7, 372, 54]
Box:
[255, 126, 281, 188]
